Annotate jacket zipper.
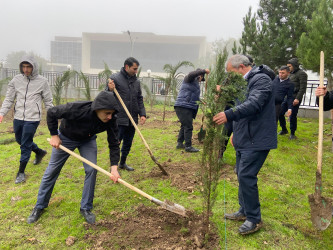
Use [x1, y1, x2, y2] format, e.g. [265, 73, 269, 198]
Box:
[23, 78, 30, 121]
[36, 103, 40, 119]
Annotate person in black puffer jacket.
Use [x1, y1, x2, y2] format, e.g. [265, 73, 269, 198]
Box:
[213, 54, 277, 235]
[106, 57, 146, 171]
[174, 68, 210, 152]
[278, 58, 308, 140]
[27, 91, 121, 225]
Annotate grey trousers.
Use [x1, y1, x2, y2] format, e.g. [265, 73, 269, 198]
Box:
[35, 133, 97, 211]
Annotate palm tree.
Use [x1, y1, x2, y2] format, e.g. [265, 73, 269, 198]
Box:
[157, 61, 194, 121]
[98, 62, 113, 90]
[78, 71, 91, 101]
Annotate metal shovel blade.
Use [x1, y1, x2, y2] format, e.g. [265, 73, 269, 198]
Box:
[151, 198, 187, 217]
[197, 127, 206, 143]
[308, 193, 332, 230]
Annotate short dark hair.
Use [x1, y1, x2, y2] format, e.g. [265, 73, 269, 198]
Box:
[124, 57, 140, 67]
[279, 65, 290, 72]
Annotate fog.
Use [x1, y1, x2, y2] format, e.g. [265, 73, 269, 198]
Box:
[0, 0, 259, 61]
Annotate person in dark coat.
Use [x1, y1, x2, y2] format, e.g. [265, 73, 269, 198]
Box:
[278, 58, 307, 139]
[106, 57, 146, 171]
[174, 68, 210, 152]
[27, 91, 121, 225]
[273, 66, 294, 123]
[213, 54, 277, 235]
[315, 85, 333, 216]
[315, 86, 333, 110]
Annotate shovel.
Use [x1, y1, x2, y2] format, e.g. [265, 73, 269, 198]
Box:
[110, 80, 168, 176]
[308, 51, 332, 230]
[47, 138, 187, 217]
[197, 75, 208, 143]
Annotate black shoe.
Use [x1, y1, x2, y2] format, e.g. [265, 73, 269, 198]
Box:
[119, 163, 134, 171]
[278, 130, 288, 135]
[80, 209, 96, 224]
[176, 143, 185, 149]
[289, 134, 297, 140]
[15, 173, 26, 184]
[185, 146, 200, 153]
[27, 208, 44, 224]
[33, 149, 47, 165]
[239, 220, 263, 235]
[224, 211, 246, 221]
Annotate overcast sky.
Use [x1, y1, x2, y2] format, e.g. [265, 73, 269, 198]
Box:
[0, 0, 259, 61]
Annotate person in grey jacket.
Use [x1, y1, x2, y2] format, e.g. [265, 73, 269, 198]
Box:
[106, 57, 146, 171]
[0, 56, 53, 184]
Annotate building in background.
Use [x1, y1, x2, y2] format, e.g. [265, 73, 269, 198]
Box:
[50, 36, 82, 71]
[51, 32, 207, 75]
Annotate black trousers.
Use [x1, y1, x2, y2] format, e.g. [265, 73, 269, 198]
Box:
[118, 125, 136, 164]
[175, 107, 194, 147]
[278, 101, 300, 134]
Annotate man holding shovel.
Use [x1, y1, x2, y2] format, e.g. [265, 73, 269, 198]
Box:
[315, 85, 333, 217]
[174, 68, 210, 152]
[27, 91, 121, 224]
[213, 55, 277, 235]
[106, 57, 146, 171]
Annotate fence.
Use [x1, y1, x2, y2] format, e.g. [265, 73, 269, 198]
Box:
[0, 67, 327, 108]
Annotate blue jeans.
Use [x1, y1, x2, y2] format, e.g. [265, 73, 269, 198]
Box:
[236, 150, 270, 224]
[118, 125, 136, 164]
[13, 119, 40, 163]
[35, 133, 97, 210]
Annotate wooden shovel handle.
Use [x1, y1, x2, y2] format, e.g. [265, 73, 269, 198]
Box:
[111, 85, 153, 156]
[317, 51, 324, 174]
[46, 138, 153, 201]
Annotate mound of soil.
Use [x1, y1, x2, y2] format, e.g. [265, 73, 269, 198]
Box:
[84, 205, 219, 249]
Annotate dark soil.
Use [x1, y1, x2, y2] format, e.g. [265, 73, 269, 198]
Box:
[84, 204, 220, 249]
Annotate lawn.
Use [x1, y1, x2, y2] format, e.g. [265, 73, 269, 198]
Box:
[0, 104, 332, 249]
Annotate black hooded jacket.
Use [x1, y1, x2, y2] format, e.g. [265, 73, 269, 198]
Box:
[47, 91, 120, 165]
[287, 58, 308, 101]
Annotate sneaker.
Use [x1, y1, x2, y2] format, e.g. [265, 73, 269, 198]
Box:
[278, 130, 288, 135]
[80, 209, 96, 224]
[15, 173, 26, 184]
[176, 143, 185, 149]
[224, 210, 246, 221]
[238, 220, 263, 235]
[289, 134, 297, 140]
[185, 146, 200, 153]
[119, 163, 134, 171]
[27, 208, 44, 224]
[33, 149, 47, 165]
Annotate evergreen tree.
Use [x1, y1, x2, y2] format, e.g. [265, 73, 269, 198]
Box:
[240, 0, 319, 69]
[297, 0, 333, 89]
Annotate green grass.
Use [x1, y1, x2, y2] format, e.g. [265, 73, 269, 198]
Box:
[0, 103, 332, 249]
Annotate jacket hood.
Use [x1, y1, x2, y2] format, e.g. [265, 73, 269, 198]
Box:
[91, 91, 119, 114]
[19, 55, 39, 78]
[247, 65, 275, 81]
[287, 58, 300, 71]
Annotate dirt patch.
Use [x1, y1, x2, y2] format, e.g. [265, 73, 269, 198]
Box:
[84, 204, 220, 249]
[144, 160, 237, 194]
